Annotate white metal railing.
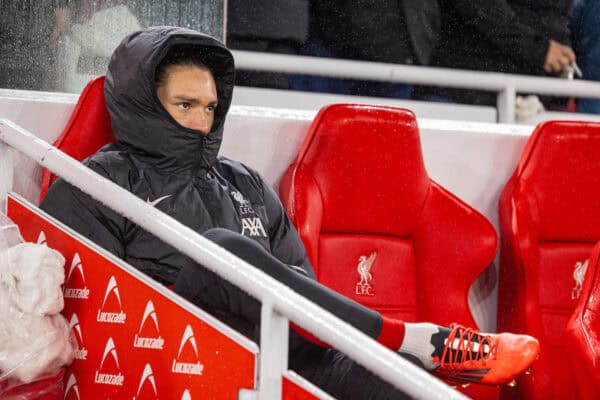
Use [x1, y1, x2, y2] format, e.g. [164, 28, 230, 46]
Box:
[233, 50, 600, 124]
[0, 118, 468, 399]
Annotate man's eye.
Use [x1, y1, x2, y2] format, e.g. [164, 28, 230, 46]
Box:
[178, 103, 190, 110]
[206, 105, 216, 112]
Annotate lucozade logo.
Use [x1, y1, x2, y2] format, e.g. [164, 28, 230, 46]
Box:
[64, 253, 90, 299]
[133, 364, 158, 400]
[181, 389, 192, 400]
[172, 325, 204, 375]
[36, 231, 47, 245]
[64, 373, 81, 400]
[133, 300, 164, 349]
[95, 337, 125, 386]
[69, 313, 88, 360]
[97, 276, 127, 324]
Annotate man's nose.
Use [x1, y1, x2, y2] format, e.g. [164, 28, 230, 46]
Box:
[191, 112, 211, 133]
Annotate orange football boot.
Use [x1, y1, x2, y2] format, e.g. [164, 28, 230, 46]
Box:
[432, 324, 540, 386]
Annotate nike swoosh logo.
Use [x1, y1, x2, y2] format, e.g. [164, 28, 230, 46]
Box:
[146, 194, 173, 207]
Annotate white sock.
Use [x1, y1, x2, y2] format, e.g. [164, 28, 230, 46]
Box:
[398, 322, 441, 370]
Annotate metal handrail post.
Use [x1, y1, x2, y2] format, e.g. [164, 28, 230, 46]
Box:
[498, 85, 517, 124]
[258, 301, 289, 400]
[0, 143, 14, 213]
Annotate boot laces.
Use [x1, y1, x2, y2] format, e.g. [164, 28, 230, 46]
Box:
[439, 323, 497, 369]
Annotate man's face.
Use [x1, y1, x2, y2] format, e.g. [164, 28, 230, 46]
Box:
[156, 65, 218, 134]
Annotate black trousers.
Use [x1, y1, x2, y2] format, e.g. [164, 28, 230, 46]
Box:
[173, 228, 409, 399]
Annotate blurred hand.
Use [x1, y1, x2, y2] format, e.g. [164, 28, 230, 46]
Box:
[49, 7, 71, 46]
[544, 40, 576, 74]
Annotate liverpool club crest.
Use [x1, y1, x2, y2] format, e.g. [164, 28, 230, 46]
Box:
[355, 252, 377, 296]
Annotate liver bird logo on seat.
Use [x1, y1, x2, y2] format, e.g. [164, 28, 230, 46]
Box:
[356, 252, 377, 296]
[571, 259, 589, 300]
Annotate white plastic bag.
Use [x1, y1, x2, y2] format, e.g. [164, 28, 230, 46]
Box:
[1, 243, 66, 315]
[0, 213, 74, 398]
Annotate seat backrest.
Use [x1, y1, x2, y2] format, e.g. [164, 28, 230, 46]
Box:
[280, 104, 497, 327]
[39, 76, 115, 202]
[498, 120, 600, 400]
[281, 104, 500, 400]
[566, 241, 600, 400]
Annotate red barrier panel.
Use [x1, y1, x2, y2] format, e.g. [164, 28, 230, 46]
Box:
[282, 371, 335, 400]
[7, 193, 257, 400]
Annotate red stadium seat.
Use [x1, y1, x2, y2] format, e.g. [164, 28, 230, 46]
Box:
[565, 241, 600, 400]
[498, 121, 600, 400]
[279, 104, 498, 399]
[39, 76, 115, 203]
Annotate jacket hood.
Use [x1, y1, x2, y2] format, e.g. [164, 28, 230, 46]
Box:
[104, 26, 235, 174]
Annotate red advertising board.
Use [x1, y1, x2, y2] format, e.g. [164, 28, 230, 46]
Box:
[282, 371, 335, 400]
[7, 193, 257, 400]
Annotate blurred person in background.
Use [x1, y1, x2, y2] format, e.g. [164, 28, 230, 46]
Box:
[52, 0, 141, 93]
[571, 0, 600, 114]
[226, 0, 309, 90]
[416, 0, 576, 107]
[0, 0, 139, 92]
[293, 0, 441, 98]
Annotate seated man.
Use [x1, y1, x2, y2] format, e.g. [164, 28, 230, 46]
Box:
[41, 26, 539, 398]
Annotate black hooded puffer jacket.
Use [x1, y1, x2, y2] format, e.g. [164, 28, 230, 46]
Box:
[41, 26, 314, 286]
